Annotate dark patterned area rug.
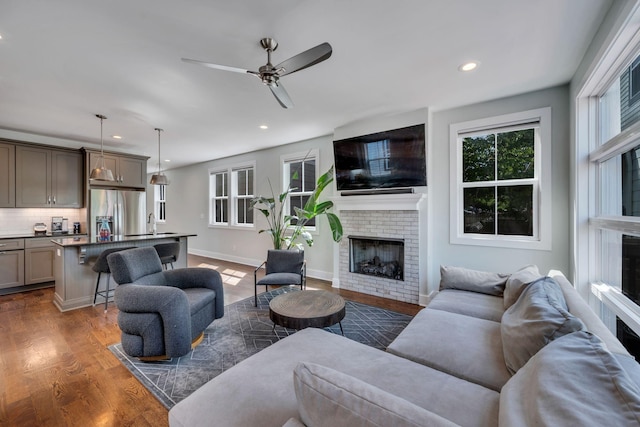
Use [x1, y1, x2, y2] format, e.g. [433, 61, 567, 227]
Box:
[108, 287, 413, 409]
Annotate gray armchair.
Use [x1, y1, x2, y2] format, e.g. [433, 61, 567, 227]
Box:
[254, 249, 305, 307]
[107, 247, 224, 359]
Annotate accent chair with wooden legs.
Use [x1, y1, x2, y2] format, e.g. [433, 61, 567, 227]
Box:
[107, 247, 224, 360]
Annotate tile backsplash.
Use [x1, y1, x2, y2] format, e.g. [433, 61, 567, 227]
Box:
[0, 208, 86, 236]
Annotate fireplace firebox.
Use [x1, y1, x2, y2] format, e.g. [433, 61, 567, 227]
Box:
[348, 236, 404, 281]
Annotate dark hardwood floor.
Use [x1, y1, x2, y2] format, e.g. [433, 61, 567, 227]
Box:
[0, 254, 421, 426]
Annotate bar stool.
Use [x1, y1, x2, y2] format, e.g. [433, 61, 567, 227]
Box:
[154, 242, 180, 270]
[92, 247, 136, 312]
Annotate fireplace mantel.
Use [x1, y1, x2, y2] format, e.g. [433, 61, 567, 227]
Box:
[332, 192, 426, 211]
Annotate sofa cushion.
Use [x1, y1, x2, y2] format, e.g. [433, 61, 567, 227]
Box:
[387, 308, 511, 391]
[427, 289, 504, 322]
[503, 264, 540, 309]
[439, 265, 508, 296]
[550, 270, 631, 356]
[500, 331, 640, 427]
[501, 276, 586, 374]
[293, 362, 459, 427]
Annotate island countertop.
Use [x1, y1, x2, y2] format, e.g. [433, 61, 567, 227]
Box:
[53, 232, 195, 311]
[51, 232, 196, 247]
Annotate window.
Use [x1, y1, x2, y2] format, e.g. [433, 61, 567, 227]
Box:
[154, 184, 166, 223]
[208, 162, 255, 228]
[450, 108, 551, 250]
[283, 151, 318, 227]
[580, 47, 640, 358]
[233, 166, 254, 226]
[209, 170, 228, 225]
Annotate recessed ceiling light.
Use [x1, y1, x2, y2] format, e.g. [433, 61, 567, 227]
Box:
[164, 159, 171, 162]
[459, 61, 479, 72]
[259, 125, 268, 130]
[0, 34, 3, 40]
[112, 135, 122, 140]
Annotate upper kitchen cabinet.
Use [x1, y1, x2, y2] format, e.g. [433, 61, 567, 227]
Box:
[15, 146, 83, 208]
[0, 142, 16, 207]
[86, 150, 148, 189]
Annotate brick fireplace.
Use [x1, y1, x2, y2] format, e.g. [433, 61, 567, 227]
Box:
[333, 193, 426, 304]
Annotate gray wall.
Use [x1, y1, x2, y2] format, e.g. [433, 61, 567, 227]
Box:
[426, 85, 571, 291]
[151, 86, 571, 295]
[148, 134, 337, 280]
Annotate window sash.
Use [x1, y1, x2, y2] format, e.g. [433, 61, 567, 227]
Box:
[210, 171, 229, 225]
[450, 108, 550, 250]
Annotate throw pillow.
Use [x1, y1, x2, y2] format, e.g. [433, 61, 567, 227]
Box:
[503, 264, 541, 309]
[501, 276, 585, 374]
[293, 362, 458, 427]
[500, 331, 640, 427]
[439, 265, 509, 296]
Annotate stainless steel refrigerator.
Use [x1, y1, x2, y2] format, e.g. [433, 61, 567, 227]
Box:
[90, 189, 147, 238]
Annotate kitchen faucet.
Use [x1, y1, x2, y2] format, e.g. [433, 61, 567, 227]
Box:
[148, 213, 157, 234]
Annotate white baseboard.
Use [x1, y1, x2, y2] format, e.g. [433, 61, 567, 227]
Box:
[419, 290, 436, 307]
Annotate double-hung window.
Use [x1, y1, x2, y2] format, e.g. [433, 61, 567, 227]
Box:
[579, 47, 640, 357]
[283, 151, 318, 228]
[233, 166, 254, 226]
[154, 184, 166, 223]
[209, 170, 228, 225]
[450, 108, 551, 250]
[209, 162, 255, 228]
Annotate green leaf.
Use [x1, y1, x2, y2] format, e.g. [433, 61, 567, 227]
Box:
[326, 213, 343, 242]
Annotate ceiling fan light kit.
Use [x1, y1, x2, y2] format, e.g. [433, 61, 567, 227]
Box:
[90, 114, 116, 182]
[182, 38, 332, 109]
[150, 127, 169, 185]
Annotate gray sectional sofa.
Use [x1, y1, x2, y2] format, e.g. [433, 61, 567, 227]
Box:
[168, 266, 640, 427]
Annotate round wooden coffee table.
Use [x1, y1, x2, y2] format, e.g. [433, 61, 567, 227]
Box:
[269, 290, 346, 335]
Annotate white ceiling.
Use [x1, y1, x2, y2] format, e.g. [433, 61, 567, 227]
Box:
[0, 0, 612, 172]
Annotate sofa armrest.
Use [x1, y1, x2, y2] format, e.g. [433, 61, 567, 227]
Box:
[115, 284, 192, 356]
[164, 268, 225, 319]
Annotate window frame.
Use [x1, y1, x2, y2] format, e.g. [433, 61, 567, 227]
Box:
[449, 107, 552, 250]
[154, 184, 166, 223]
[573, 4, 640, 344]
[208, 161, 256, 229]
[231, 164, 255, 228]
[281, 149, 319, 232]
[208, 169, 229, 227]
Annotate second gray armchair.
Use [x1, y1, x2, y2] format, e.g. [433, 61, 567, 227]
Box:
[254, 249, 306, 307]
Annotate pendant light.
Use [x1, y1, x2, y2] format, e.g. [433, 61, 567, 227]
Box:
[150, 127, 168, 185]
[89, 114, 115, 181]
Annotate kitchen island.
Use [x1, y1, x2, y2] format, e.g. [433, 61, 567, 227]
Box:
[51, 233, 195, 312]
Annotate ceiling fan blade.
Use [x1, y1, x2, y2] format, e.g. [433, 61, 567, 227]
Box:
[276, 42, 332, 77]
[269, 82, 294, 108]
[181, 57, 251, 74]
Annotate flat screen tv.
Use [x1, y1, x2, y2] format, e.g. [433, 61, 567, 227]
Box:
[333, 124, 426, 193]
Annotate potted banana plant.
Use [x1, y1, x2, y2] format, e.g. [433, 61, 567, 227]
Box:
[250, 166, 343, 250]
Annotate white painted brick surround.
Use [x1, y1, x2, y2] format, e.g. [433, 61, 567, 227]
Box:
[338, 209, 420, 304]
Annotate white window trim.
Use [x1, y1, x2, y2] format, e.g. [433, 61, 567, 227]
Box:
[449, 107, 552, 250]
[208, 161, 256, 230]
[154, 184, 166, 223]
[231, 163, 256, 228]
[574, 2, 640, 337]
[208, 168, 229, 227]
[281, 149, 320, 235]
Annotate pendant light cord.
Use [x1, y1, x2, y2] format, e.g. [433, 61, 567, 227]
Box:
[155, 128, 163, 174]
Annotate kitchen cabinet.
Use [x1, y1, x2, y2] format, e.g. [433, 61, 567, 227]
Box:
[87, 151, 147, 188]
[0, 142, 15, 207]
[15, 146, 83, 208]
[0, 239, 25, 289]
[25, 238, 56, 285]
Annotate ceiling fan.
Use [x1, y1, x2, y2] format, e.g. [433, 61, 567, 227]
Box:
[182, 38, 332, 108]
